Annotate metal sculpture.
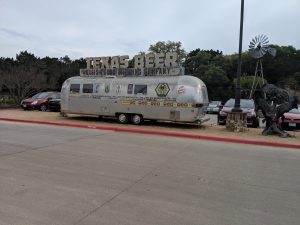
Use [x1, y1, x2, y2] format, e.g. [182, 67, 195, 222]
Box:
[249, 35, 276, 98]
[254, 84, 299, 138]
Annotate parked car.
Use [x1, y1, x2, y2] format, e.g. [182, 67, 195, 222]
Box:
[206, 101, 223, 114]
[48, 93, 61, 112]
[279, 106, 300, 130]
[21, 92, 60, 111]
[217, 98, 259, 127]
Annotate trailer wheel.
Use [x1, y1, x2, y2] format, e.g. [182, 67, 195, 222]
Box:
[131, 114, 143, 125]
[117, 113, 129, 124]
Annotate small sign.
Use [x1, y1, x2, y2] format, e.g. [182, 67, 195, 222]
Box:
[155, 83, 170, 97]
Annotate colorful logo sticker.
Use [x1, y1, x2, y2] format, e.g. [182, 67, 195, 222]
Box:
[116, 85, 121, 94]
[105, 84, 110, 93]
[93, 83, 100, 93]
[127, 84, 133, 94]
[155, 83, 170, 97]
[178, 85, 185, 94]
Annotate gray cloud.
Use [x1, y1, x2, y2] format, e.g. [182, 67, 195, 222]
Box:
[0, 0, 299, 59]
[0, 27, 33, 40]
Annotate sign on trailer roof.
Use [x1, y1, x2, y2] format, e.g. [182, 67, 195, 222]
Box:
[80, 52, 184, 77]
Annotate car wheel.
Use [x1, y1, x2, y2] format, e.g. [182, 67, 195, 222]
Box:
[252, 119, 259, 128]
[131, 114, 143, 125]
[40, 104, 47, 111]
[117, 113, 129, 124]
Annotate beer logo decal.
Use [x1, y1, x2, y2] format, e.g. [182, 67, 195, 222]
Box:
[178, 85, 185, 94]
[116, 85, 121, 94]
[105, 84, 110, 93]
[93, 83, 100, 93]
[155, 83, 170, 97]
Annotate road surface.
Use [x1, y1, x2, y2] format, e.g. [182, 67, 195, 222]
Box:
[0, 121, 300, 225]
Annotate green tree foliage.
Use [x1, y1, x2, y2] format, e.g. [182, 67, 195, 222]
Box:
[0, 51, 85, 103]
[184, 49, 233, 101]
[232, 74, 268, 98]
[239, 74, 267, 90]
[0, 51, 47, 103]
[184, 48, 223, 75]
[148, 41, 186, 62]
[1, 44, 299, 103]
[196, 65, 232, 101]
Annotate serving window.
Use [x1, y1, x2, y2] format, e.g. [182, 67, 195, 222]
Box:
[83, 83, 93, 93]
[134, 84, 147, 95]
[70, 84, 80, 94]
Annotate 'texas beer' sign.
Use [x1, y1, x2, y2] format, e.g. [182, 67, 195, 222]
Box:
[80, 52, 183, 77]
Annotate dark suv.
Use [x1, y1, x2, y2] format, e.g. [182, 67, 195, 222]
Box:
[217, 98, 259, 127]
[21, 92, 60, 111]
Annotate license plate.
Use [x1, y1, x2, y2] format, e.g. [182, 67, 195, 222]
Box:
[289, 122, 296, 127]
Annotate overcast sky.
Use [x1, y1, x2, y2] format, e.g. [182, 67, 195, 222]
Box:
[0, 0, 299, 59]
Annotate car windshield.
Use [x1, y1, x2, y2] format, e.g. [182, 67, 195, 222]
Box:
[52, 93, 61, 99]
[224, 99, 254, 108]
[32, 92, 51, 99]
[289, 107, 300, 114]
[210, 101, 221, 105]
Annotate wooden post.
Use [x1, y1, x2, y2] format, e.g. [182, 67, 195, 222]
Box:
[226, 112, 247, 132]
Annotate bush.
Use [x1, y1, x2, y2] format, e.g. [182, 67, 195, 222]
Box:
[0, 96, 17, 105]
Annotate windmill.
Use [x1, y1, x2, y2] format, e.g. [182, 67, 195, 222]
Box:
[249, 35, 276, 99]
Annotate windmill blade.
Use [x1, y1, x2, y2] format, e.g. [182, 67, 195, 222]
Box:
[259, 34, 265, 42]
[261, 35, 268, 43]
[258, 49, 266, 58]
[249, 35, 273, 59]
[268, 47, 277, 57]
[261, 40, 269, 46]
[249, 41, 256, 47]
[260, 47, 268, 55]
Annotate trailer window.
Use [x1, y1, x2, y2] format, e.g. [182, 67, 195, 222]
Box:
[134, 85, 147, 95]
[70, 84, 80, 94]
[83, 84, 93, 93]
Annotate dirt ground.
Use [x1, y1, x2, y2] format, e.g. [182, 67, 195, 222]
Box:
[0, 108, 299, 146]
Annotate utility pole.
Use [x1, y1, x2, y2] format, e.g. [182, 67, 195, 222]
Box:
[232, 0, 244, 112]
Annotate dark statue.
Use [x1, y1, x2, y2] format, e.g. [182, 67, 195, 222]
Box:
[254, 84, 299, 138]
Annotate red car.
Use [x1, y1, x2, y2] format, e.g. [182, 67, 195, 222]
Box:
[217, 98, 259, 127]
[279, 107, 300, 130]
[21, 92, 60, 111]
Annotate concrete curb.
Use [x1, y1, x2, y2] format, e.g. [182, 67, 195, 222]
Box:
[1, 117, 299, 149]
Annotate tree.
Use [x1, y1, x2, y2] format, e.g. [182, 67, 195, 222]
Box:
[195, 65, 232, 101]
[0, 51, 47, 103]
[148, 41, 186, 62]
[184, 49, 223, 74]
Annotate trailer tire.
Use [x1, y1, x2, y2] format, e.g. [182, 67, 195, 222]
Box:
[131, 114, 143, 125]
[117, 113, 129, 124]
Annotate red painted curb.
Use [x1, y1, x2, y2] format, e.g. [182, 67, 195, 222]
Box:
[1, 117, 299, 149]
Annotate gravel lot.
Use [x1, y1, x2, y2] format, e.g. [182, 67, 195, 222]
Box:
[0, 108, 299, 146]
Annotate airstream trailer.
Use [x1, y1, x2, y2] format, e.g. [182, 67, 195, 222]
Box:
[60, 75, 209, 125]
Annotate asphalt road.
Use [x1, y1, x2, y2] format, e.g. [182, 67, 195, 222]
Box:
[1, 121, 300, 225]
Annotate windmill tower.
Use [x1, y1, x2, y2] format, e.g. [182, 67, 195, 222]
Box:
[249, 35, 276, 98]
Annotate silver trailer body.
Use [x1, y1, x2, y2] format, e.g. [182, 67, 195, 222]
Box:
[61, 75, 209, 124]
